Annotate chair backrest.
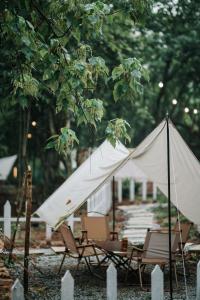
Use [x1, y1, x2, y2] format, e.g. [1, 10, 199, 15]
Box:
[143, 230, 179, 260]
[59, 223, 78, 254]
[174, 222, 192, 244]
[81, 215, 110, 241]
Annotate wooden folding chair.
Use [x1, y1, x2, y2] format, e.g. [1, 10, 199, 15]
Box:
[81, 214, 118, 242]
[154, 220, 192, 253]
[56, 223, 104, 275]
[126, 230, 180, 289]
[80, 215, 133, 270]
[174, 221, 192, 253]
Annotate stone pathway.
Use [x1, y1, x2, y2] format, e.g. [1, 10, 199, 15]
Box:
[119, 203, 159, 244]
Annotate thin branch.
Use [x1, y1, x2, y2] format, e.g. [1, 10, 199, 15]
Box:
[31, 0, 72, 39]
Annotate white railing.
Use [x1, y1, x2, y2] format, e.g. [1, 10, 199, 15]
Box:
[0, 200, 80, 241]
[87, 181, 112, 216]
[1, 193, 112, 242]
[11, 261, 200, 300]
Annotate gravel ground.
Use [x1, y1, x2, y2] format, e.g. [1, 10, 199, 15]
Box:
[8, 253, 197, 300]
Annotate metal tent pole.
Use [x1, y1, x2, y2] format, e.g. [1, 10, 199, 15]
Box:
[112, 176, 115, 234]
[166, 114, 173, 300]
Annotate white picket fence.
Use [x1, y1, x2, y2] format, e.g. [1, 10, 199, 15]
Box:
[10, 262, 200, 300]
[0, 200, 80, 241]
[0, 193, 112, 242]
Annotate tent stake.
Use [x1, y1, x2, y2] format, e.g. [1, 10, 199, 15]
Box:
[112, 176, 115, 237]
[166, 115, 173, 300]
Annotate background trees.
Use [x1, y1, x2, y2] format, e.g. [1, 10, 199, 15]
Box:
[0, 0, 199, 200]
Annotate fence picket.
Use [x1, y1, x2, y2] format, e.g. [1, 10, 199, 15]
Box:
[151, 265, 164, 300]
[107, 263, 117, 300]
[4, 200, 11, 239]
[11, 279, 24, 300]
[61, 270, 74, 300]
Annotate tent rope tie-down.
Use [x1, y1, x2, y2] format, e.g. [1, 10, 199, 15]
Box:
[171, 138, 189, 300]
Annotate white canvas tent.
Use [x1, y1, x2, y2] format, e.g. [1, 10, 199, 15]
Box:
[36, 119, 200, 228]
[0, 155, 17, 180]
[129, 119, 200, 226]
[35, 141, 129, 228]
[115, 159, 147, 181]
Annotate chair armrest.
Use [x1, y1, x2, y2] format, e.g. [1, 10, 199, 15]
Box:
[81, 230, 89, 244]
[77, 243, 96, 249]
[131, 245, 144, 252]
[109, 231, 118, 240]
[128, 246, 144, 259]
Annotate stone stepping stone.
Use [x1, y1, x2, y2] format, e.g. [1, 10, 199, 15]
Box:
[119, 203, 158, 244]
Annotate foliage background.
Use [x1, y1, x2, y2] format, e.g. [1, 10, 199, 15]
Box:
[0, 0, 199, 202]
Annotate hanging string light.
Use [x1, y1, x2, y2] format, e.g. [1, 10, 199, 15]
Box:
[158, 81, 164, 88]
[13, 167, 17, 178]
[172, 99, 177, 105]
[32, 121, 37, 127]
[193, 109, 198, 115]
[184, 107, 189, 113]
[27, 133, 32, 139]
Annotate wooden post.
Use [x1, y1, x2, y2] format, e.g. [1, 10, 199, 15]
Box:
[197, 261, 200, 300]
[107, 263, 117, 300]
[151, 265, 164, 300]
[45, 224, 52, 243]
[112, 177, 116, 234]
[142, 180, 147, 201]
[130, 178, 135, 202]
[11, 279, 25, 300]
[4, 200, 11, 239]
[61, 270, 74, 300]
[153, 183, 157, 201]
[9, 172, 27, 263]
[68, 214, 74, 232]
[117, 179, 122, 203]
[23, 168, 32, 296]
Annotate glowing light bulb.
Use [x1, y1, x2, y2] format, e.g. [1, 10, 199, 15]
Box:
[172, 99, 177, 105]
[27, 133, 32, 139]
[193, 109, 198, 115]
[13, 167, 17, 178]
[158, 81, 164, 88]
[184, 107, 189, 113]
[32, 121, 37, 127]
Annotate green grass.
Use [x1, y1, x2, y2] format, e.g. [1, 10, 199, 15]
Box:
[152, 194, 200, 241]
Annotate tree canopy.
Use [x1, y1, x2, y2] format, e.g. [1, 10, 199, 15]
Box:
[0, 0, 199, 198]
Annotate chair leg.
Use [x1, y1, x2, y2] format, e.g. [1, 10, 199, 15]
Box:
[84, 257, 103, 279]
[74, 257, 82, 276]
[93, 247, 101, 265]
[138, 263, 143, 289]
[58, 252, 67, 274]
[161, 265, 165, 272]
[125, 252, 134, 281]
[84, 257, 92, 274]
[174, 263, 178, 288]
[97, 255, 108, 267]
